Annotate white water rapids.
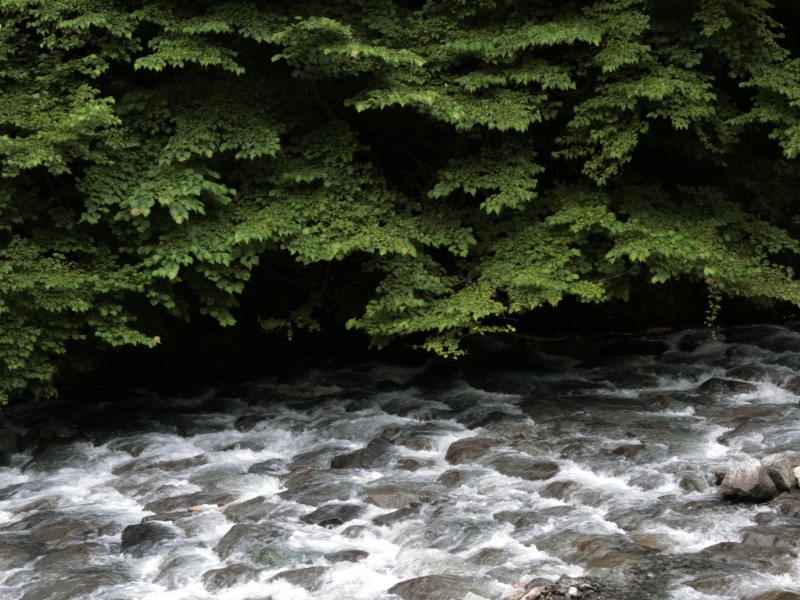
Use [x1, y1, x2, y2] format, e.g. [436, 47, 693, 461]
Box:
[2, 325, 800, 599]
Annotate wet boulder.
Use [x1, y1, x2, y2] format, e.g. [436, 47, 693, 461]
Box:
[154, 551, 208, 589]
[300, 503, 364, 527]
[372, 506, 419, 527]
[213, 523, 284, 560]
[612, 443, 648, 461]
[698, 541, 797, 575]
[444, 437, 495, 465]
[764, 459, 797, 492]
[388, 574, 507, 600]
[268, 566, 328, 591]
[144, 491, 235, 514]
[17, 570, 129, 600]
[746, 591, 800, 600]
[719, 459, 778, 502]
[437, 469, 466, 488]
[696, 378, 758, 396]
[486, 454, 559, 481]
[223, 496, 277, 523]
[741, 526, 800, 551]
[467, 547, 510, 566]
[30, 520, 92, 545]
[782, 376, 800, 396]
[0, 536, 45, 569]
[120, 522, 179, 558]
[34, 543, 104, 572]
[329, 549, 369, 562]
[330, 439, 391, 469]
[202, 564, 260, 591]
[363, 483, 438, 508]
[234, 414, 263, 432]
[397, 458, 423, 471]
[247, 458, 288, 474]
[278, 467, 360, 506]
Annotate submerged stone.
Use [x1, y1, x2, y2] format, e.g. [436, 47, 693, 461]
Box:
[388, 574, 506, 600]
[120, 522, 179, 558]
[300, 503, 364, 528]
[696, 378, 758, 396]
[202, 564, 260, 591]
[268, 566, 328, 591]
[486, 454, 559, 481]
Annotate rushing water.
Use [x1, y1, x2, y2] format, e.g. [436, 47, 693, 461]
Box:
[3, 325, 800, 599]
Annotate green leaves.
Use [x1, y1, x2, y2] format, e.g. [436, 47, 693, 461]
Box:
[429, 141, 544, 214]
[1, 0, 800, 402]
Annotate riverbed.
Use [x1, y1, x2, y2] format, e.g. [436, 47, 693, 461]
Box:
[2, 325, 800, 599]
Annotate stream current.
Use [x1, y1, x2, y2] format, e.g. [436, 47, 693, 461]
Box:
[2, 325, 800, 599]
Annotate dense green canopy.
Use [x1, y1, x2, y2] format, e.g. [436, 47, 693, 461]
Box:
[1, 0, 799, 401]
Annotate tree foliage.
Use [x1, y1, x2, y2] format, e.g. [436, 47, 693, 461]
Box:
[1, 0, 799, 401]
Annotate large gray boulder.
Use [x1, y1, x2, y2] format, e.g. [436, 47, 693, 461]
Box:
[719, 459, 778, 502]
[764, 458, 797, 492]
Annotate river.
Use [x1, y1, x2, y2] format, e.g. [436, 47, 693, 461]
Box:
[2, 324, 800, 599]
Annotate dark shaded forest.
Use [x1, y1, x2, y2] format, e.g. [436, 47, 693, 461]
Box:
[1, 0, 799, 401]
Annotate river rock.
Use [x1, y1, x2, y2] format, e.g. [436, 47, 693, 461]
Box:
[223, 496, 277, 523]
[538, 533, 656, 569]
[605, 372, 661, 389]
[279, 480, 359, 506]
[363, 482, 437, 508]
[468, 547, 509, 566]
[248, 458, 288, 474]
[782, 376, 800, 395]
[144, 491, 235, 514]
[329, 549, 369, 562]
[402, 434, 437, 451]
[746, 591, 800, 600]
[188, 464, 246, 491]
[372, 506, 419, 526]
[696, 378, 758, 395]
[331, 439, 391, 469]
[771, 489, 800, 517]
[486, 455, 559, 481]
[678, 473, 707, 492]
[234, 414, 263, 432]
[719, 459, 778, 501]
[202, 563, 261, 591]
[444, 437, 495, 464]
[0, 537, 45, 569]
[462, 410, 513, 429]
[278, 467, 360, 506]
[741, 526, 800, 551]
[30, 520, 92, 544]
[388, 574, 506, 600]
[114, 453, 208, 475]
[698, 541, 796, 575]
[18, 570, 129, 600]
[397, 457, 423, 471]
[684, 574, 739, 596]
[281, 467, 331, 488]
[34, 542, 104, 572]
[612, 443, 647, 461]
[268, 566, 328, 591]
[436, 470, 465, 490]
[301, 503, 364, 527]
[121, 522, 179, 558]
[142, 511, 191, 523]
[764, 459, 796, 491]
[154, 552, 208, 589]
[213, 523, 284, 560]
